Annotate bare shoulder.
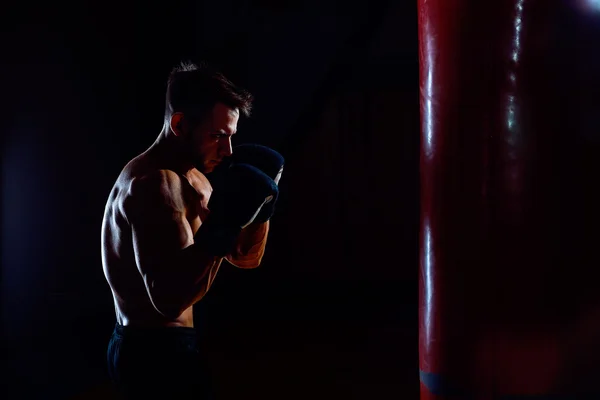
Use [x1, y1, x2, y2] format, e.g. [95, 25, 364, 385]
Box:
[128, 169, 184, 198]
[122, 168, 188, 220]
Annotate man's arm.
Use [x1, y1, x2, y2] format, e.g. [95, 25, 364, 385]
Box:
[225, 221, 269, 269]
[221, 144, 283, 269]
[125, 170, 222, 320]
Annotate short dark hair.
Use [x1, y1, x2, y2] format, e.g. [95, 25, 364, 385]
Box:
[165, 61, 253, 123]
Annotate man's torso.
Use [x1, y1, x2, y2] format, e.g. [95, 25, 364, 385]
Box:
[101, 152, 214, 328]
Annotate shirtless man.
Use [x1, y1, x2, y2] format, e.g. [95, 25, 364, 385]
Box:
[101, 62, 284, 399]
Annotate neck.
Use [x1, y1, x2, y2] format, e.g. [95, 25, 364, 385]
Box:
[148, 122, 195, 174]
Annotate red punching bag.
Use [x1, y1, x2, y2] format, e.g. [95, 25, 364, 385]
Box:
[418, 0, 500, 396]
[419, 0, 600, 398]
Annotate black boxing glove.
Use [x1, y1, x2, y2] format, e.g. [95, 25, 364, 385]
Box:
[195, 163, 278, 257]
[229, 144, 285, 223]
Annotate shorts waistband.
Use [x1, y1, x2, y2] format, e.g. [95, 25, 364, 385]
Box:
[113, 323, 198, 339]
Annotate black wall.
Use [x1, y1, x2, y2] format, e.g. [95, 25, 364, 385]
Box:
[3, 1, 419, 398]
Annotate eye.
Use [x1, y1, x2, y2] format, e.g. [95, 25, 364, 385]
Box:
[211, 133, 227, 140]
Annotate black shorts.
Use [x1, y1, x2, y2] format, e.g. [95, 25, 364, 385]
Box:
[107, 323, 214, 399]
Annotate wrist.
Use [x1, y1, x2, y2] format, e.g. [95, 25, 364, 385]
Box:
[195, 218, 242, 257]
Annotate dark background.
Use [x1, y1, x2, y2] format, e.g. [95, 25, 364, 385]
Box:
[2, 1, 419, 398]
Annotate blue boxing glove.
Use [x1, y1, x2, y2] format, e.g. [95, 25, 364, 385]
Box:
[196, 163, 278, 257]
[229, 144, 284, 223]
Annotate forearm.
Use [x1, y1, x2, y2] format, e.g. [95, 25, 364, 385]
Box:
[149, 221, 269, 317]
[180, 242, 224, 295]
[225, 220, 269, 268]
[150, 240, 224, 318]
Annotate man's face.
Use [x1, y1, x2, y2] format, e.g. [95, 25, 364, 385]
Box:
[187, 103, 239, 173]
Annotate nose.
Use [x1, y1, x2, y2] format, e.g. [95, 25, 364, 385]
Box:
[220, 136, 233, 158]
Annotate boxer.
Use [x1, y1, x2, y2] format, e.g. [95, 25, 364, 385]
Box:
[101, 61, 284, 399]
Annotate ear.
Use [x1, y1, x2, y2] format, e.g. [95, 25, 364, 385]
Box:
[170, 113, 185, 137]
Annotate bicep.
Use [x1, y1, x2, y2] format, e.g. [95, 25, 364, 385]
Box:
[125, 171, 194, 282]
[129, 207, 194, 318]
[131, 209, 194, 279]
